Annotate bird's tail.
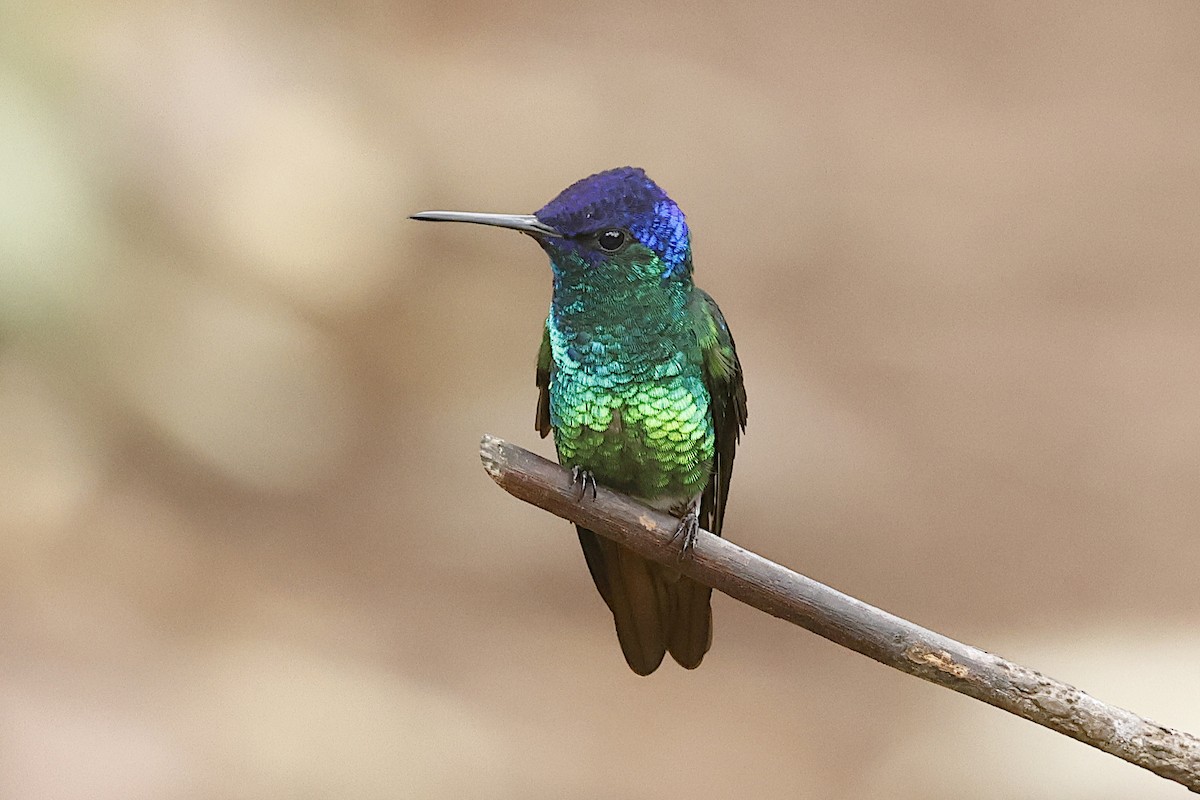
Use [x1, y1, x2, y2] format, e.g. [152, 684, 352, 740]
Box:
[576, 527, 712, 675]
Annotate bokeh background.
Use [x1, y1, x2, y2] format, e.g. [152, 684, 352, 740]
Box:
[3, 2, 1199, 798]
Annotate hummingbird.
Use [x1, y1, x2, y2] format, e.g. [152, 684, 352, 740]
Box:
[412, 167, 747, 674]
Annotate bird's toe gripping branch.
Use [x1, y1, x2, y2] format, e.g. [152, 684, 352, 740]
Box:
[570, 466, 598, 501]
[670, 506, 701, 561]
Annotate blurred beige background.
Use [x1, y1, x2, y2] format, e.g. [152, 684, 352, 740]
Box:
[2, 1, 1199, 798]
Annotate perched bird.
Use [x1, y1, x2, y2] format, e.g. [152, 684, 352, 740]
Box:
[412, 167, 747, 674]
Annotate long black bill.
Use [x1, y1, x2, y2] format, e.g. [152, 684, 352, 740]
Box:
[409, 211, 560, 238]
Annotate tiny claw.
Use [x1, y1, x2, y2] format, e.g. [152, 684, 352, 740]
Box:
[570, 466, 598, 501]
[671, 511, 700, 561]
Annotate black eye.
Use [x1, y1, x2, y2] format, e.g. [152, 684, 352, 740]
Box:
[595, 229, 627, 252]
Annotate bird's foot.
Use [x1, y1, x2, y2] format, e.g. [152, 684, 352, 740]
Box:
[570, 466, 598, 501]
[670, 509, 700, 561]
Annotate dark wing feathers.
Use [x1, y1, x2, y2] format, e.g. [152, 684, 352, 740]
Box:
[695, 288, 748, 539]
[667, 289, 747, 669]
[535, 324, 553, 438]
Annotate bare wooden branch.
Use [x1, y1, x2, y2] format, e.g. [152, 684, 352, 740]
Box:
[480, 434, 1200, 792]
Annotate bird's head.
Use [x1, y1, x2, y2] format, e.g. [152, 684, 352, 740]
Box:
[411, 167, 693, 285]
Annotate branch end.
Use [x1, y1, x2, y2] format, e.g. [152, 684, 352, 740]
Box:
[479, 434, 507, 483]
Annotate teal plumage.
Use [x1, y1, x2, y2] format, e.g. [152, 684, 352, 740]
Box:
[538, 247, 714, 501]
[412, 167, 748, 674]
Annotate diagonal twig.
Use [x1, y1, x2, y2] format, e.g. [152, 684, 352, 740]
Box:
[480, 434, 1200, 792]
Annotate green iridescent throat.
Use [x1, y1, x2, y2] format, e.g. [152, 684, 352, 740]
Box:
[546, 245, 715, 501]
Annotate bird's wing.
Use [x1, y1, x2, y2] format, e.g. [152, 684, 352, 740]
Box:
[691, 288, 748, 538]
[535, 322, 553, 438]
[666, 288, 748, 669]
